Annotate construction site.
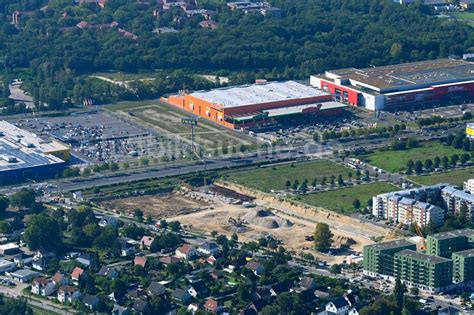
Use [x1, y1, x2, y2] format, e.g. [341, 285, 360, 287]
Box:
[98, 179, 391, 263]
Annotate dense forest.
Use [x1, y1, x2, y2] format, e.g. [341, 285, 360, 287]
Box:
[0, 0, 473, 109]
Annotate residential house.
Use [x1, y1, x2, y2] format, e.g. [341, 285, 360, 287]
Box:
[31, 278, 55, 296]
[160, 256, 181, 265]
[243, 300, 266, 315]
[245, 261, 265, 276]
[58, 285, 81, 304]
[299, 276, 317, 291]
[140, 236, 154, 250]
[197, 242, 220, 256]
[52, 272, 68, 286]
[348, 306, 361, 315]
[120, 238, 137, 257]
[112, 305, 131, 315]
[188, 303, 199, 313]
[147, 281, 166, 296]
[133, 300, 151, 315]
[32, 257, 51, 271]
[71, 266, 85, 284]
[198, 20, 218, 29]
[325, 292, 359, 315]
[206, 255, 217, 265]
[83, 294, 100, 311]
[127, 288, 146, 300]
[325, 297, 350, 315]
[171, 288, 191, 304]
[98, 266, 118, 279]
[209, 270, 224, 280]
[134, 256, 147, 268]
[175, 244, 197, 260]
[204, 298, 222, 313]
[98, 216, 119, 227]
[187, 280, 209, 298]
[77, 253, 95, 268]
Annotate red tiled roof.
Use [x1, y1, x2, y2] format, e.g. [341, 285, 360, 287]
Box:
[134, 256, 147, 267]
[71, 267, 84, 279]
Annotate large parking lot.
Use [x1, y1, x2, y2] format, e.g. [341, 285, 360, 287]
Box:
[10, 110, 189, 164]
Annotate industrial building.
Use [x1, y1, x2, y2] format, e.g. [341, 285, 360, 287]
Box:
[426, 230, 474, 258]
[394, 250, 453, 292]
[452, 249, 474, 283]
[310, 58, 474, 111]
[362, 239, 416, 278]
[164, 80, 346, 129]
[0, 121, 70, 183]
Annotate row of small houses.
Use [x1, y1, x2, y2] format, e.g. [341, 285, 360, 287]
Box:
[0, 233, 365, 314]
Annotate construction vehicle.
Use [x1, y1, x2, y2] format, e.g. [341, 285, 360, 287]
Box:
[405, 208, 426, 251]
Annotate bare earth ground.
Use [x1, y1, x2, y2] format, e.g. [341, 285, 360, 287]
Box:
[100, 184, 390, 264]
[99, 192, 209, 218]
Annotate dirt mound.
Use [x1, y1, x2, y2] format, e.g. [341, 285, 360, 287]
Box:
[333, 235, 357, 248]
[242, 209, 293, 229]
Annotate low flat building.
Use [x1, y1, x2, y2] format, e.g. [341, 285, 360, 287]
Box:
[0, 259, 16, 273]
[8, 269, 39, 282]
[310, 58, 474, 111]
[0, 121, 70, 183]
[394, 250, 453, 292]
[164, 80, 345, 130]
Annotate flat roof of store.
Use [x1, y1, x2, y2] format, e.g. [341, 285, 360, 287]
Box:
[263, 101, 346, 117]
[365, 239, 415, 250]
[0, 121, 65, 172]
[396, 250, 451, 264]
[324, 59, 474, 90]
[190, 81, 330, 108]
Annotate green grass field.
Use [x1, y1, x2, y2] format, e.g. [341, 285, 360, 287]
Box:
[450, 12, 474, 26]
[296, 182, 397, 214]
[409, 167, 474, 187]
[223, 159, 351, 192]
[365, 142, 464, 173]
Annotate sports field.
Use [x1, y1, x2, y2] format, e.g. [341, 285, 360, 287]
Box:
[107, 101, 257, 152]
[223, 159, 351, 192]
[297, 182, 397, 214]
[409, 167, 474, 187]
[365, 142, 463, 173]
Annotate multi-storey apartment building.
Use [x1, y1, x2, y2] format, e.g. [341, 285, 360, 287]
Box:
[372, 184, 447, 221]
[394, 250, 453, 292]
[363, 239, 416, 278]
[442, 185, 474, 221]
[452, 249, 474, 284]
[426, 230, 474, 258]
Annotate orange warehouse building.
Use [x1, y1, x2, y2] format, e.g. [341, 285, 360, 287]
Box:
[163, 80, 344, 129]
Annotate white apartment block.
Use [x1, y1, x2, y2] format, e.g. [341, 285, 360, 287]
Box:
[372, 184, 447, 221]
[464, 179, 474, 195]
[442, 185, 474, 221]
